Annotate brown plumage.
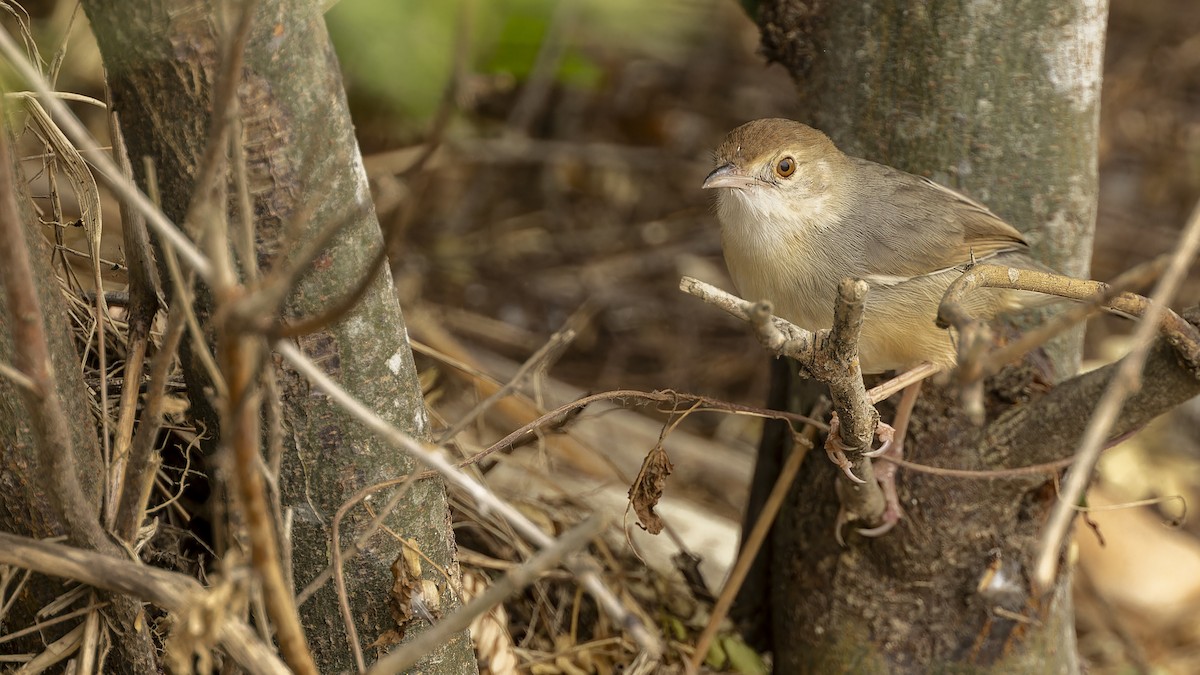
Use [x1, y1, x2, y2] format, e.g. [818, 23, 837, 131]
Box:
[704, 118, 1044, 373]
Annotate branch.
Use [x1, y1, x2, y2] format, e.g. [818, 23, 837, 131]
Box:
[939, 260, 1200, 379]
[367, 515, 608, 673]
[680, 276, 888, 527]
[0, 532, 288, 675]
[1033, 197, 1200, 590]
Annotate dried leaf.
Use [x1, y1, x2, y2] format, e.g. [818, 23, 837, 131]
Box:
[369, 542, 423, 649]
[628, 444, 673, 534]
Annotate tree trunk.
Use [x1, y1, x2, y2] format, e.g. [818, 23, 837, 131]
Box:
[738, 1, 1109, 671]
[0, 129, 156, 673]
[80, 2, 476, 671]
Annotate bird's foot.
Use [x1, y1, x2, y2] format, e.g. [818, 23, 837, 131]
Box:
[824, 413, 896, 483]
[856, 437, 904, 537]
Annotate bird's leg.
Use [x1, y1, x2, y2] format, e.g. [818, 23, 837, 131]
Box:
[829, 363, 938, 535]
[857, 379, 922, 537]
[866, 361, 941, 404]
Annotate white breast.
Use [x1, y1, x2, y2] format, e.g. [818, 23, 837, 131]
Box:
[716, 186, 844, 332]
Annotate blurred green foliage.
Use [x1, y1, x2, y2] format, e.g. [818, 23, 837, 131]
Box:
[326, 0, 711, 129]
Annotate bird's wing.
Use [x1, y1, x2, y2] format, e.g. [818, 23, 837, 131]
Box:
[846, 159, 1029, 285]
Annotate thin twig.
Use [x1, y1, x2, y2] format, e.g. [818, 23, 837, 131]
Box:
[106, 109, 161, 532]
[866, 362, 941, 403]
[458, 388, 826, 470]
[268, 233, 385, 339]
[368, 515, 608, 674]
[0, 361, 38, 392]
[274, 340, 664, 659]
[17, 622, 83, 673]
[0, 532, 288, 675]
[114, 304, 187, 542]
[437, 326, 577, 444]
[329, 466, 425, 672]
[76, 592, 101, 675]
[160, 221, 227, 400]
[294, 472, 417, 605]
[1032, 197, 1200, 591]
[686, 400, 827, 672]
[0, 600, 109, 647]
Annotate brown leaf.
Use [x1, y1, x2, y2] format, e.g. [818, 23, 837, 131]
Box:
[628, 444, 673, 534]
[369, 541, 424, 649]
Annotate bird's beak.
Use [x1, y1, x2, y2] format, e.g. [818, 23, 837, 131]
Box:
[702, 163, 757, 190]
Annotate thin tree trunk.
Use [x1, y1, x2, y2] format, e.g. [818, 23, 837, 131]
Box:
[81, 2, 476, 671]
[0, 126, 158, 673]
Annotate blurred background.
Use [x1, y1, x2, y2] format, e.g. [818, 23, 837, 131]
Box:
[8, 0, 1200, 671]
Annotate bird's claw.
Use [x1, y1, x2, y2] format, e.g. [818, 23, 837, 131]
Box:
[828, 414, 905, 541]
[857, 518, 898, 537]
[858, 432, 904, 537]
[838, 461, 867, 484]
[824, 414, 895, 476]
[862, 421, 895, 458]
[824, 415, 867, 483]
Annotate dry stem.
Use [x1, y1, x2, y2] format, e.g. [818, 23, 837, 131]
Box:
[368, 515, 608, 673]
[0, 532, 288, 675]
[680, 276, 889, 529]
[1032, 197, 1200, 591]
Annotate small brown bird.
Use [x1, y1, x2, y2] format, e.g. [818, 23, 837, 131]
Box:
[703, 118, 1048, 534]
[703, 118, 1041, 374]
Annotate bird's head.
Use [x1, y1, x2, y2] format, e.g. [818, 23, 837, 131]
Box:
[703, 118, 850, 235]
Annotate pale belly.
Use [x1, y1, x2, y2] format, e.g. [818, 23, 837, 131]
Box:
[726, 253, 960, 374]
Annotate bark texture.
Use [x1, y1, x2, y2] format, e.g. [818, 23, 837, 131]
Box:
[736, 1, 1115, 672]
[0, 177, 102, 540]
[0, 128, 157, 667]
[80, 2, 475, 671]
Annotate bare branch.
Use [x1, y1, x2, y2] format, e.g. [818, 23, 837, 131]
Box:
[939, 261, 1200, 374]
[367, 515, 608, 674]
[1033, 197, 1200, 591]
[113, 306, 187, 542]
[274, 340, 665, 660]
[0, 532, 288, 675]
[680, 276, 889, 526]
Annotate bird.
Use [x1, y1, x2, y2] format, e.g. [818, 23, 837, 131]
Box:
[703, 118, 1048, 534]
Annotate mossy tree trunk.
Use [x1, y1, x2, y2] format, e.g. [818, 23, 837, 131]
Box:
[80, 1, 476, 671]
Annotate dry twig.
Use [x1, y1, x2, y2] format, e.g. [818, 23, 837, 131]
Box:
[680, 276, 889, 528]
[1033, 197, 1200, 591]
[369, 515, 608, 673]
[687, 399, 827, 672]
[0, 532, 287, 675]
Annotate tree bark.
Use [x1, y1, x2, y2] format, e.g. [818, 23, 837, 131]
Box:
[0, 136, 101, 647]
[0, 126, 157, 673]
[80, 2, 476, 671]
[737, 1, 1113, 672]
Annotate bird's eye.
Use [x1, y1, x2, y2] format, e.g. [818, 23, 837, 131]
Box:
[776, 157, 796, 178]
